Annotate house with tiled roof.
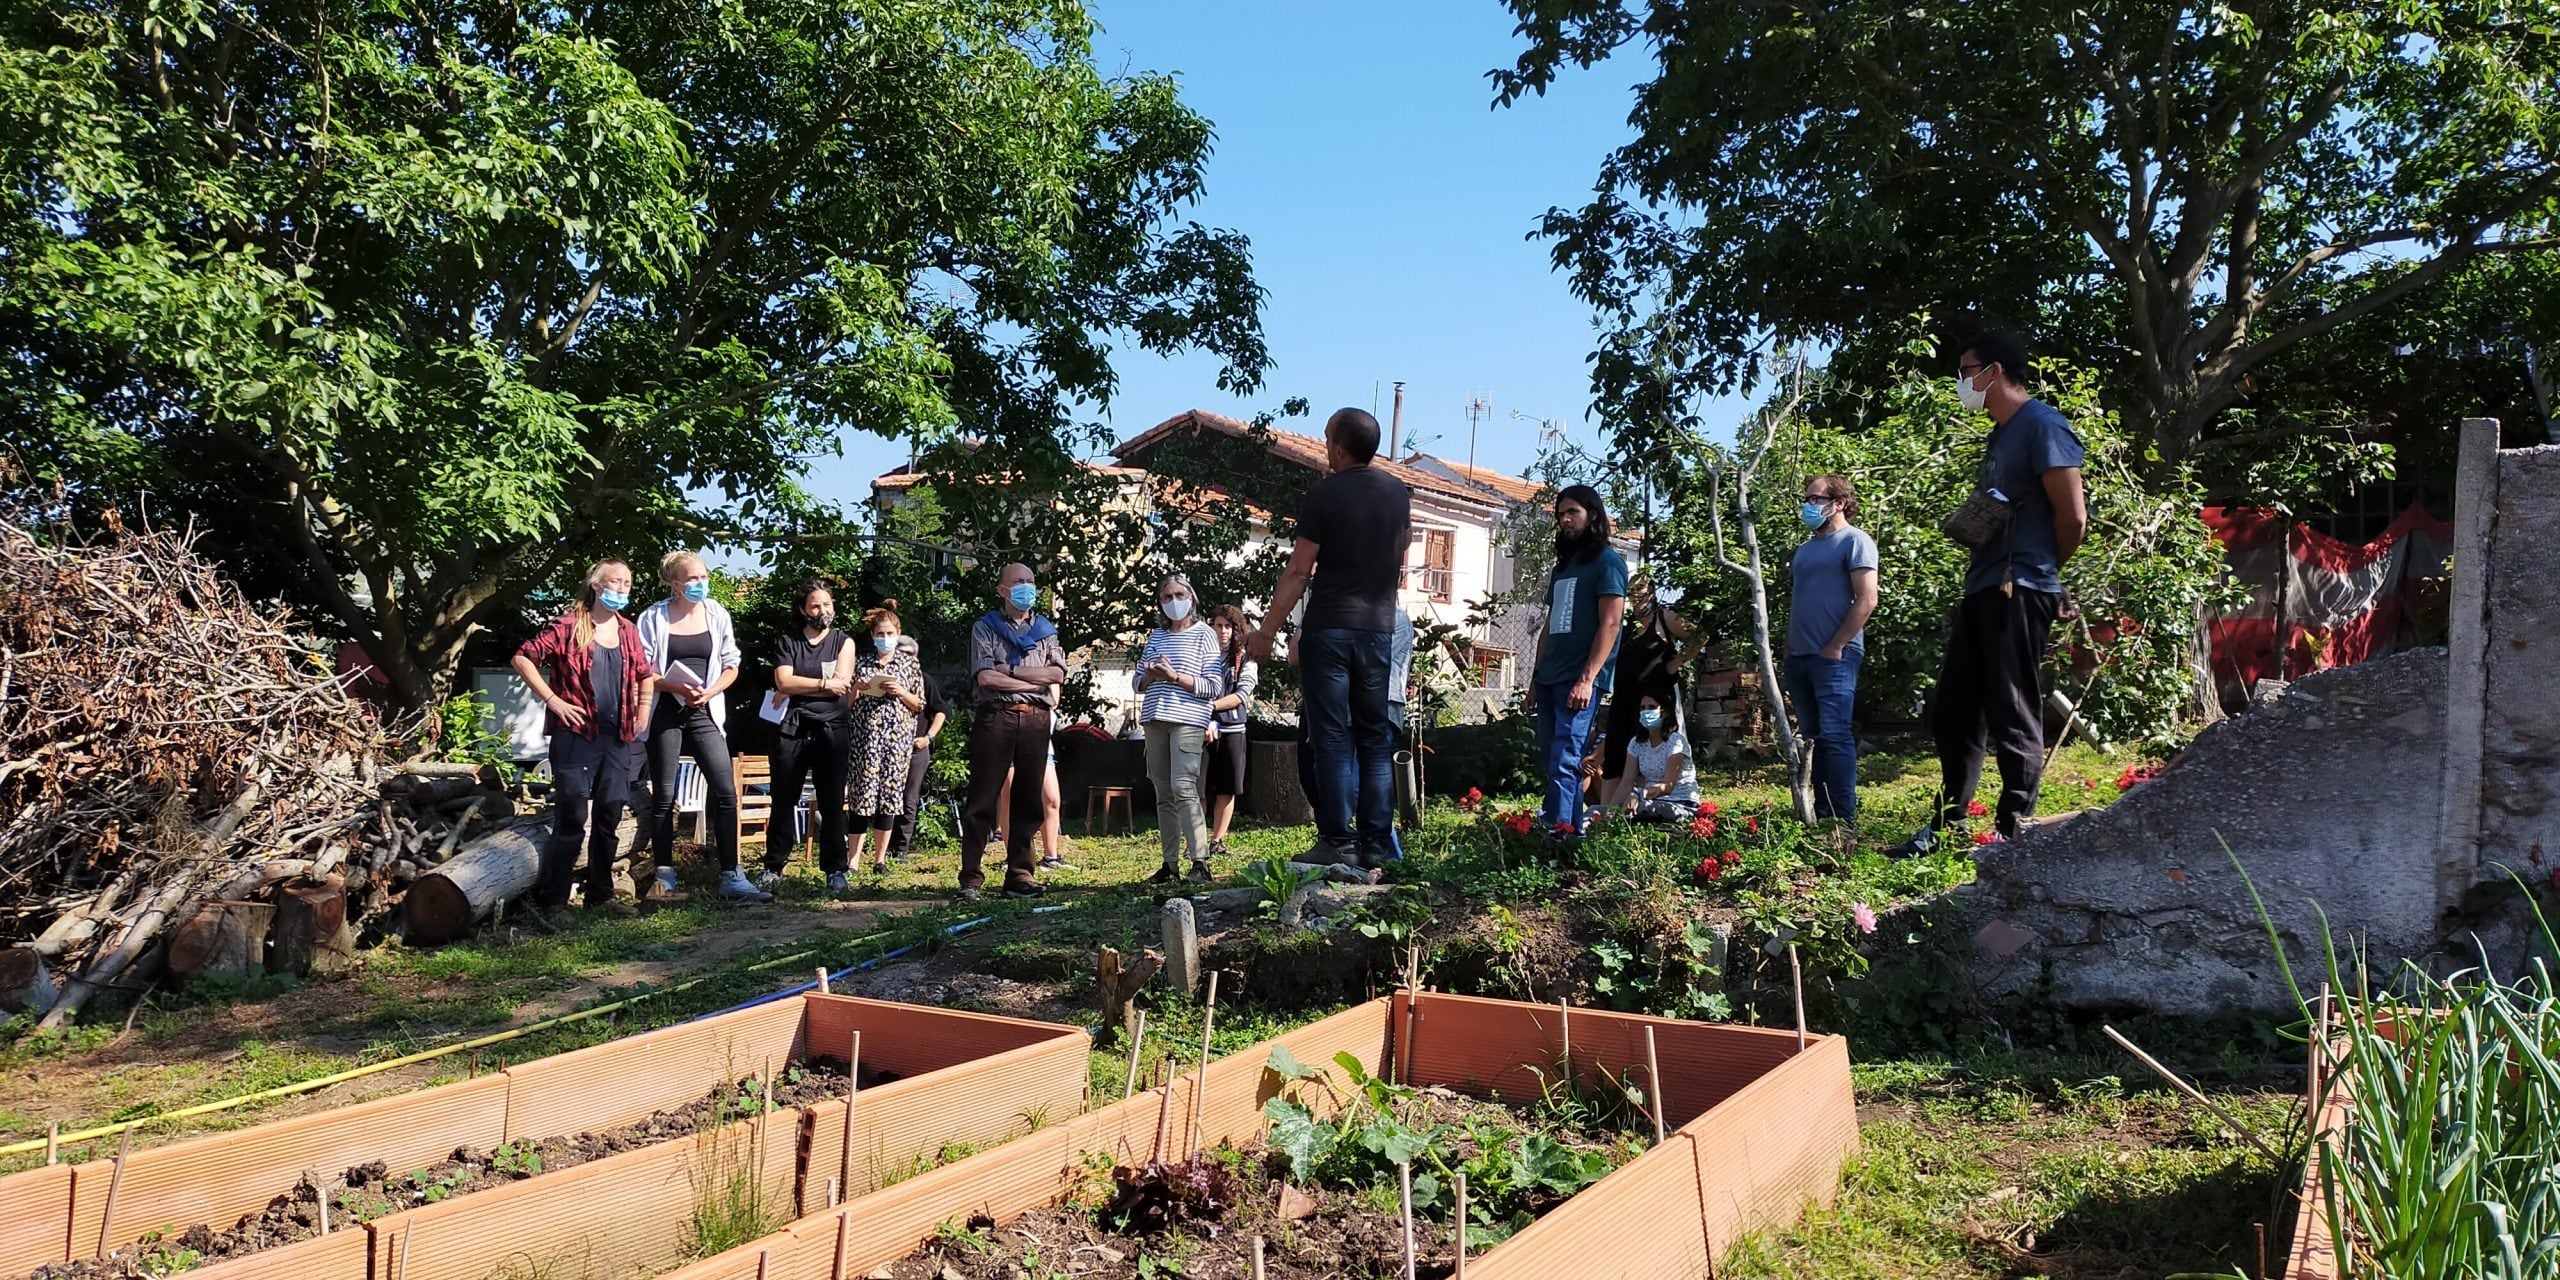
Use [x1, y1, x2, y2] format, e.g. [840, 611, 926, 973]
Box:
[1112, 411, 1551, 715]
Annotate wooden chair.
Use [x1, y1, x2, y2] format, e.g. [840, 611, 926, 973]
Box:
[738, 754, 817, 865]
[1084, 785, 1133, 837]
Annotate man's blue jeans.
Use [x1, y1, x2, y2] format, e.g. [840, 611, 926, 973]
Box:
[1533, 679, 1602, 833]
[1300, 628, 1396, 862]
[1783, 652, 1862, 823]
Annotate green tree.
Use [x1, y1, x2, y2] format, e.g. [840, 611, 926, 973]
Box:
[1, 0, 1264, 712]
[1495, 0, 2560, 470]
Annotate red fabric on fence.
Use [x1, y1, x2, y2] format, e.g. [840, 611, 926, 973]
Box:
[2201, 502, 2451, 695]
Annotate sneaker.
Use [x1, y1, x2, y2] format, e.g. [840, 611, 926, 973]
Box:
[1187, 859, 1213, 883]
[1037, 854, 1073, 872]
[719, 869, 775, 902]
[754, 868, 783, 891]
[1208, 839, 1230, 860]
[1146, 865, 1180, 887]
[825, 871, 852, 893]
[957, 887, 982, 902]
[1883, 828, 1940, 859]
[1001, 882, 1046, 900]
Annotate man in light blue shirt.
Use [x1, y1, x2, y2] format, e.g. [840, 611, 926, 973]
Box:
[1785, 475, 1879, 825]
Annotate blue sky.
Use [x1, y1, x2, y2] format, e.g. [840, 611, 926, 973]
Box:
[800, 0, 1749, 505]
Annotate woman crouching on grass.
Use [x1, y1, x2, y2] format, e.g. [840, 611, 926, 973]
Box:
[511, 558, 657, 923]
[1616, 692, 1700, 825]
[1136, 573, 1223, 885]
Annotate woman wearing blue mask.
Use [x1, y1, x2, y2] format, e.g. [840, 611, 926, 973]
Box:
[636, 551, 764, 903]
[1135, 572, 1223, 885]
[511, 558, 658, 921]
[1783, 474, 1880, 825]
[1615, 693, 1700, 824]
[848, 600, 928, 878]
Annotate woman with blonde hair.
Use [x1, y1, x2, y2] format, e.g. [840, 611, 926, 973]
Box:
[511, 559, 657, 920]
[848, 600, 928, 880]
[636, 550, 767, 903]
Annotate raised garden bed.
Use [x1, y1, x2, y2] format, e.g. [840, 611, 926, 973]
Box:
[656, 991, 1856, 1280]
[0, 994, 1087, 1280]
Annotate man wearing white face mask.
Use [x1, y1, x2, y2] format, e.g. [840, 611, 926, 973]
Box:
[1784, 476, 1879, 826]
[1890, 330, 2087, 855]
[1136, 572, 1224, 884]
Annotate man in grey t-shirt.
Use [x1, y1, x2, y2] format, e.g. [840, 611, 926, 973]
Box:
[1785, 473, 1879, 824]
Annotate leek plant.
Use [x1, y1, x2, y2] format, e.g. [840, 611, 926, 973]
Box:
[2234, 856, 2560, 1280]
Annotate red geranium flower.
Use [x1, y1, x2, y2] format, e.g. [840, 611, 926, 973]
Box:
[1965, 800, 1990, 818]
[1696, 860, 1723, 883]
[1720, 849, 1741, 867]
[1973, 830, 2000, 846]
[1504, 814, 1535, 837]
[1553, 820, 1576, 835]
[1700, 800, 1720, 817]
[1687, 815, 1717, 840]
[1746, 816, 1761, 834]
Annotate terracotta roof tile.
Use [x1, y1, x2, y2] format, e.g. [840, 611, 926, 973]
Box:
[1112, 410, 1505, 510]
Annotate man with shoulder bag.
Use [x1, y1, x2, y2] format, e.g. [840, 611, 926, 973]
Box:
[1889, 330, 2087, 855]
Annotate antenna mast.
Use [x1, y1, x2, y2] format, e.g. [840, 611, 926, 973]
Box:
[1463, 392, 1491, 475]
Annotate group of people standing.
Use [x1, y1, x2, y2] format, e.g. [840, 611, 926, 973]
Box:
[504, 329, 2085, 917]
[509, 558, 947, 919]
[1530, 329, 2088, 853]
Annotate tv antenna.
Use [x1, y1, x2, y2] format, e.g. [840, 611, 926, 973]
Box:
[1463, 393, 1492, 474]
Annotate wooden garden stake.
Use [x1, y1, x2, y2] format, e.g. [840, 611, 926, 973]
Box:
[1399, 1161, 1418, 1280]
[815, 966, 830, 995]
[1188, 971, 1220, 1159]
[1407, 943, 1420, 991]
[1123, 1008, 1149, 1101]
[1454, 1170, 1469, 1278]
[97, 1125, 130, 1256]
[1251, 1235, 1267, 1280]
[468, 1050, 479, 1079]
[755, 1056, 775, 1186]
[833, 1214, 851, 1277]
[309, 1168, 330, 1234]
[2309, 982, 2333, 1106]
[395, 1225, 412, 1280]
[1788, 943, 1807, 1051]
[1558, 999, 1572, 1085]
[1645, 1025, 1668, 1145]
[42, 1121, 56, 1165]
[2253, 1220, 2267, 1280]
[755, 1246, 771, 1280]
[837, 1030, 863, 1196]
[1150, 1082, 1177, 1163]
[2101, 1025, 2286, 1164]
[826, 1175, 839, 1207]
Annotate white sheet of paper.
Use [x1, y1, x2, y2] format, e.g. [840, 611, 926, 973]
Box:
[759, 690, 789, 724]
[662, 659, 707, 690]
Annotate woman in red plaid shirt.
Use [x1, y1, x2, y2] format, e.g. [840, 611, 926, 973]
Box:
[511, 559, 658, 921]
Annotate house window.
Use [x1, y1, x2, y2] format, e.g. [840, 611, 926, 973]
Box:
[1469, 646, 1512, 689]
[1420, 529, 1455, 603]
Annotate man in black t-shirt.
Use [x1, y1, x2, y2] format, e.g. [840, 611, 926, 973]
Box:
[1246, 408, 1411, 867]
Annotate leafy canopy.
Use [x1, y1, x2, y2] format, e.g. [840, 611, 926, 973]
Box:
[1494, 0, 2560, 468]
[0, 0, 1265, 709]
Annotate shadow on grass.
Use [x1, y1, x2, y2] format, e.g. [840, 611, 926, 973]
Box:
[2032, 1154, 2282, 1279]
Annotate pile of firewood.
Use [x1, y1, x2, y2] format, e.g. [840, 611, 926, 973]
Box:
[0, 487, 520, 1030]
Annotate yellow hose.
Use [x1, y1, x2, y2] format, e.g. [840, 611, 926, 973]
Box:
[0, 929, 890, 1159]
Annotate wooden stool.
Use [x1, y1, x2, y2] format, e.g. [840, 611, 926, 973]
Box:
[1084, 786, 1133, 836]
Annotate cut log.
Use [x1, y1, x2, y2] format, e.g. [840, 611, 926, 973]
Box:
[1095, 946, 1164, 1045]
[394, 761, 489, 779]
[0, 948, 57, 1015]
[404, 824, 543, 944]
[270, 878, 353, 977]
[167, 901, 275, 983]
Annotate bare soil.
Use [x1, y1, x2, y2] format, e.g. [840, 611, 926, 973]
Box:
[870, 1089, 1639, 1280]
[26, 1061, 897, 1280]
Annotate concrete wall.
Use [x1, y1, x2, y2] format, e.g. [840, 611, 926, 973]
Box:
[1961, 422, 2556, 1014]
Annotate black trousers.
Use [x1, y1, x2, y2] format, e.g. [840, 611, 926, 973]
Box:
[1927, 585, 2062, 837]
[644, 696, 738, 871]
[886, 745, 933, 856]
[962, 705, 1050, 891]
[540, 729, 637, 908]
[767, 717, 852, 875]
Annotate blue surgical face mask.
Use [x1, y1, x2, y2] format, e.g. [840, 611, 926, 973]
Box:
[872, 634, 896, 655]
[1007, 582, 1039, 611]
[1799, 501, 1828, 529]
[1638, 708, 1664, 730]
[682, 579, 709, 603]
[1161, 597, 1193, 622]
[597, 588, 631, 613]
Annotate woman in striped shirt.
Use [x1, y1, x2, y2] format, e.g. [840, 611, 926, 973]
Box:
[1136, 572, 1224, 885]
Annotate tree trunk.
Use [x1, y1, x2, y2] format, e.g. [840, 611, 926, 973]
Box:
[270, 878, 353, 976]
[167, 901, 275, 983]
[0, 948, 57, 1015]
[404, 824, 544, 944]
[1734, 502, 1816, 824]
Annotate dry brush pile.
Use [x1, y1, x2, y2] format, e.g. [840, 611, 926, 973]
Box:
[0, 491, 512, 1031]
